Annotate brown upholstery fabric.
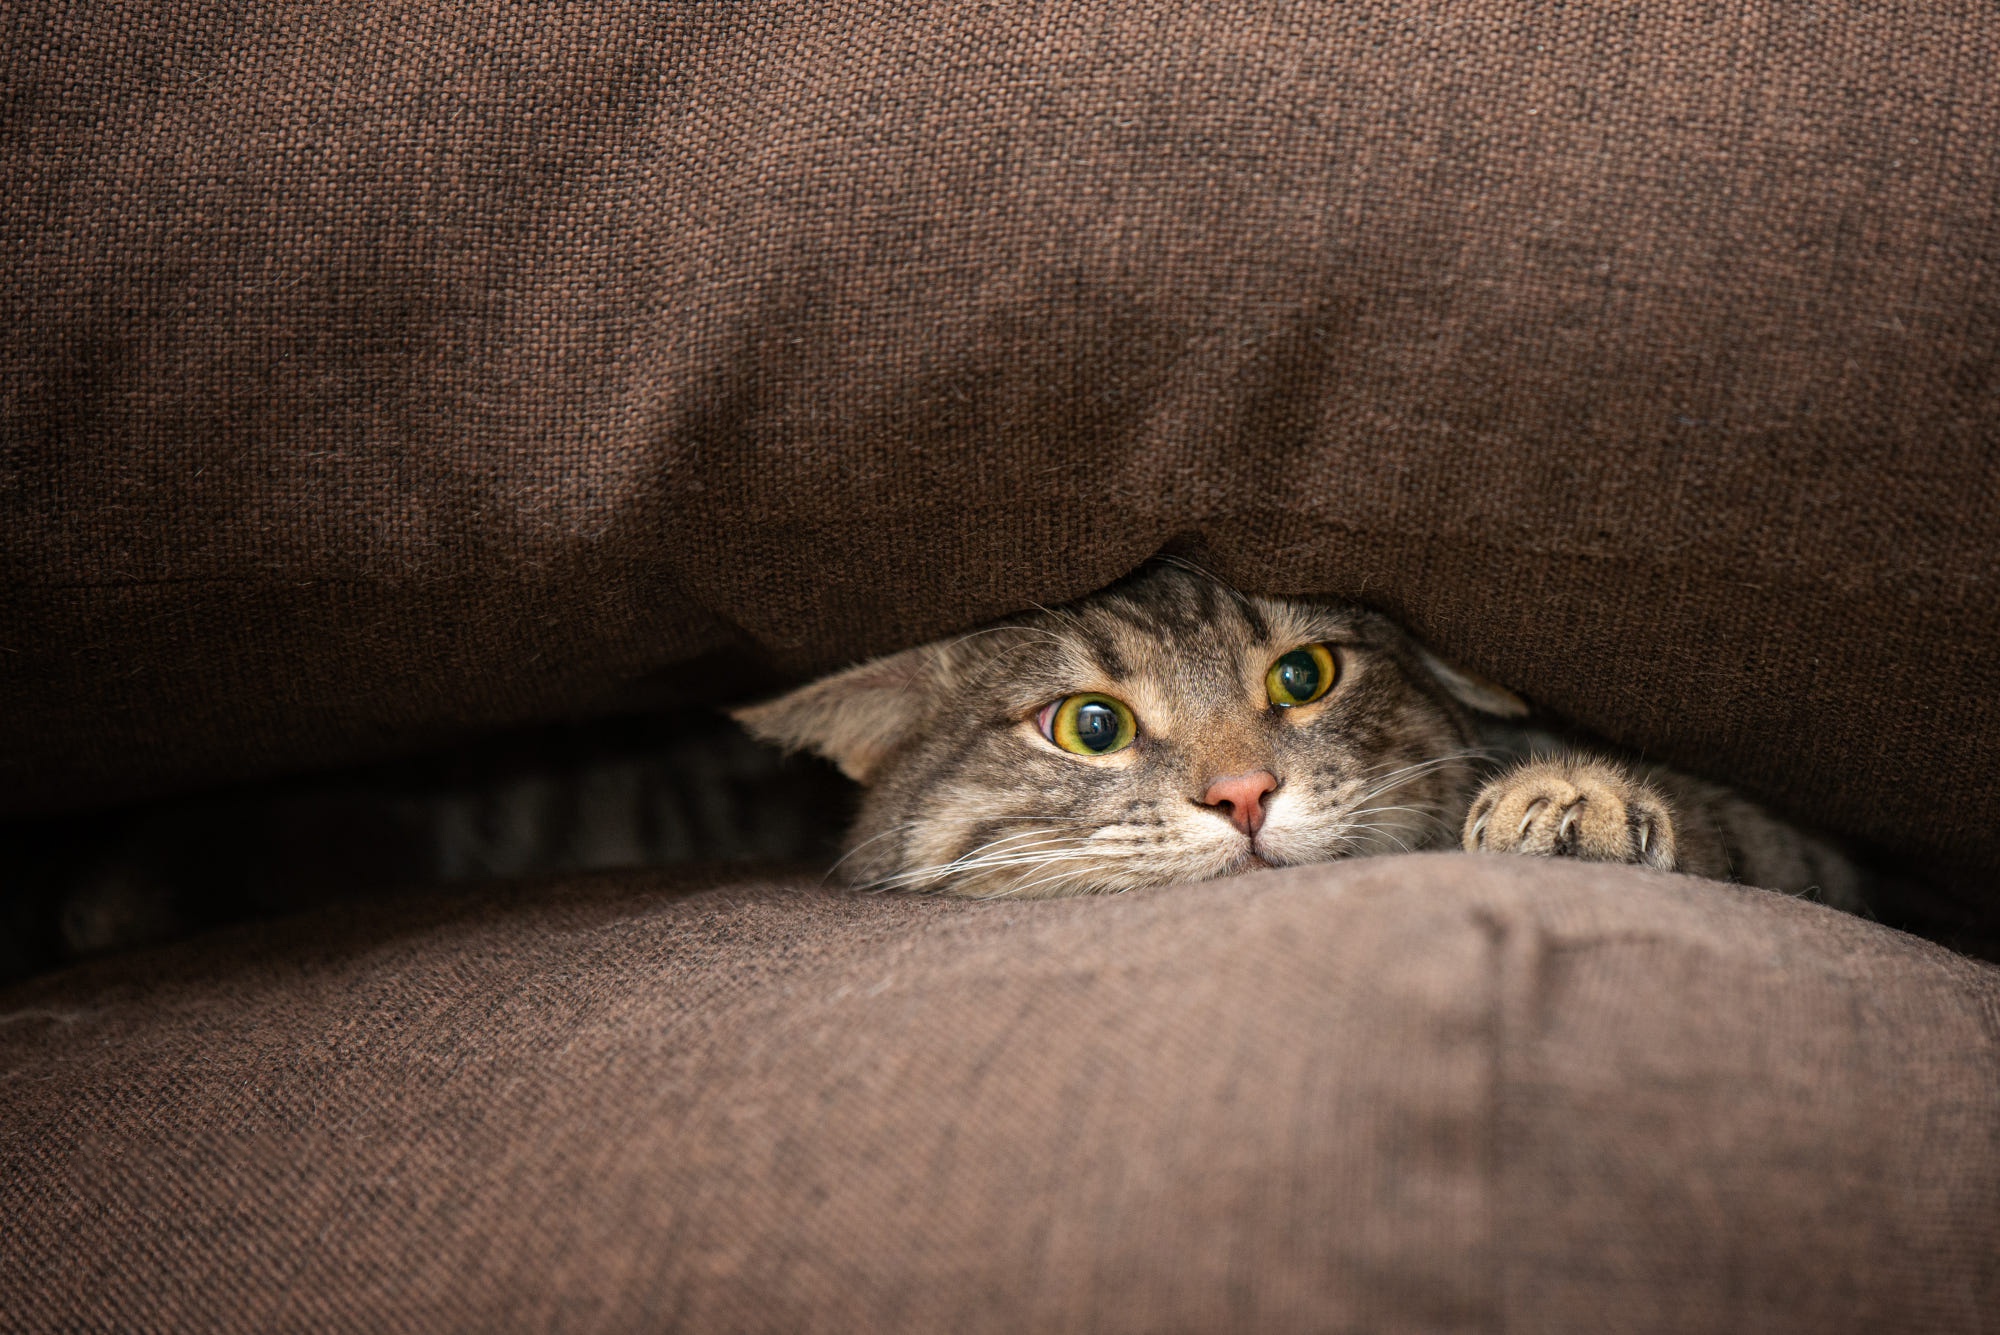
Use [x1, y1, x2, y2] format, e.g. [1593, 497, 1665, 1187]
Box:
[4, 3, 1997, 873]
[2, 855, 1996, 1332]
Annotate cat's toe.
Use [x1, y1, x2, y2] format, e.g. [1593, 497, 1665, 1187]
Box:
[1463, 759, 1677, 871]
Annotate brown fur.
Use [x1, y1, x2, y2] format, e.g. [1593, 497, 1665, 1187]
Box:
[738, 564, 1868, 911]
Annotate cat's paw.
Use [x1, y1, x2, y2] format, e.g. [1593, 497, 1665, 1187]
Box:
[1462, 757, 1677, 872]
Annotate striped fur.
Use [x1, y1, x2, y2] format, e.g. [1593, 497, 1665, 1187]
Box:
[739, 563, 1869, 912]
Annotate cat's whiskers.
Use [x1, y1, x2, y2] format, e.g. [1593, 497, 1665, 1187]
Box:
[1348, 801, 1454, 836]
[978, 863, 1100, 899]
[963, 850, 1141, 898]
[1324, 818, 1421, 856]
[1342, 749, 1491, 808]
[833, 815, 1103, 883]
[869, 857, 1087, 894]
[1342, 801, 1455, 855]
[1337, 822, 1420, 855]
[989, 842, 1177, 899]
[876, 835, 1096, 887]
[862, 826, 1128, 893]
[929, 819, 1173, 898]
[1324, 749, 1492, 858]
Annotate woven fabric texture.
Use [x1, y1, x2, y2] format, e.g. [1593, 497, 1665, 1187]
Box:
[2, 856, 1995, 1332]
[5, 2, 1997, 874]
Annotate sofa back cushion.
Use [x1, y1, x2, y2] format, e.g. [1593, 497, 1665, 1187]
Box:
[6, 2, 1997, 871]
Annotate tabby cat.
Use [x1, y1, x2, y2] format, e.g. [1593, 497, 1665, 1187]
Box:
[736, 563, 1867, 910]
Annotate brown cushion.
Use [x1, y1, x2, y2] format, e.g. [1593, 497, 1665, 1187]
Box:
[3, 855, 1995, 1331]
[5, 4, 1998, 875]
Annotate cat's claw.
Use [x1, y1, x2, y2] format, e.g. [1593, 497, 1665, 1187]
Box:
[1463, 758, 1678, 872]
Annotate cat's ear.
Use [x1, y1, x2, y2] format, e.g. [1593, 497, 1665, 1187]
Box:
[731, 643, 952, 784]
[1415, 646, 1530, 718]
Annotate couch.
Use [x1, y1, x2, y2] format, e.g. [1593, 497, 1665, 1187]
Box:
[4, 1, 1997, 1328]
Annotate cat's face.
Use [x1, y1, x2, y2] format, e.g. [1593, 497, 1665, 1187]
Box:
[737, 566, 1513, 898]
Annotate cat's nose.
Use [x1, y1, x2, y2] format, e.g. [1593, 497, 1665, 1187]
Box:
[1201, 770, 1278, 836]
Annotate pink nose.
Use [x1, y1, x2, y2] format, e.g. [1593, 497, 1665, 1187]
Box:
[1201, 770, 1278, 836]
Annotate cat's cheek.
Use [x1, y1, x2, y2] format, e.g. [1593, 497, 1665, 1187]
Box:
[1164, 815, 1258, 882]
[1244, 794, 1316, 866]
[1249, 822, 1310, 869]
[1254, 805, 1377, 868]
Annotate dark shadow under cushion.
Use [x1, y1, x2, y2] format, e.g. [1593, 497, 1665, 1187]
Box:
[3, 854, 1995, 1332]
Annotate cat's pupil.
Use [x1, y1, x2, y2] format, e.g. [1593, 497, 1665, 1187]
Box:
[1073, 702, 1121, 751]
[1276, 650, 1321, 700]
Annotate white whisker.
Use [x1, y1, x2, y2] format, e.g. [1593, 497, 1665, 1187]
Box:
[861, 836, 1115, 892]
[831, 815, 1111, 881]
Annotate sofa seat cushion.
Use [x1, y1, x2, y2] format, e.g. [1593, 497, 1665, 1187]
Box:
[3, 853, 1995, 1332]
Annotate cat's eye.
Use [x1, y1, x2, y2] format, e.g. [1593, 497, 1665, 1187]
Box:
[1266, 644, 1337, 707]
[1037, 693, 1138, 756]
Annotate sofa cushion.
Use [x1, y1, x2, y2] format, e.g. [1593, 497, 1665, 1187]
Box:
[3, 854, 1995, 1332]
[4, 2, 1998, 874]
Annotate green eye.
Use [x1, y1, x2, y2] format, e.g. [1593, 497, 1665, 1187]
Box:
[1038, 693, 1138, 755]
[1266, 644, 1337, 707]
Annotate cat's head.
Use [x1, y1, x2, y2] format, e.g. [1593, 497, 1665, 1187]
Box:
[735, 564, 1524, 897]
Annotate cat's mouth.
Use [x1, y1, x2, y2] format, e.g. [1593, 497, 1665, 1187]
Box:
[1234, 851, 1278, 873]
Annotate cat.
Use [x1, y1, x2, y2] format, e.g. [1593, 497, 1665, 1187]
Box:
[735, 562, 1869, 911]
[5, 564, 1871, 985]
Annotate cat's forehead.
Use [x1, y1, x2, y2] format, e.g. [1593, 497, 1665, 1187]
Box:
[995, 569, 1369, 705]
[1086, 577, 1331, 663]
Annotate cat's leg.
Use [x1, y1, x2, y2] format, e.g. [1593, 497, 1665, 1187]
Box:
[1461, 753, 1868, 912]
